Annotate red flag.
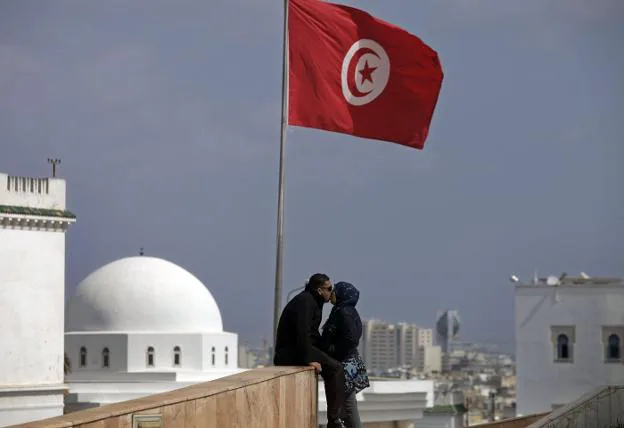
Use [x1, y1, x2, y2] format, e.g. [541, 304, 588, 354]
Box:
[288, 0, 444, 150]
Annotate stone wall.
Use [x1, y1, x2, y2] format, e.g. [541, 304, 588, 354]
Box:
[14, 367, 317, 428]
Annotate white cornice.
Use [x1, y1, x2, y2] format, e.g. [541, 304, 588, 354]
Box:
[0, 214, 75, 231]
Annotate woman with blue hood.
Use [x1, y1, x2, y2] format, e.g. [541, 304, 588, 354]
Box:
[321, 282, 369, 428]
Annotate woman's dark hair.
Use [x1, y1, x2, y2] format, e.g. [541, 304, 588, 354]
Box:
[307, 273, 330, 290]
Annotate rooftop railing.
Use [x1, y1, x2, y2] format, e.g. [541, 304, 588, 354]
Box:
[526, 385, 624, 428]
[473, 412, 551, 428]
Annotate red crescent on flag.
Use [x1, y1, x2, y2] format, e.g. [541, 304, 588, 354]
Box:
[346, 47, 379, 98]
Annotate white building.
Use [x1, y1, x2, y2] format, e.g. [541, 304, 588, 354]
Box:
[515, 273, 624, 415]
[320, 380, 466, 428]
[319, 379, 434, 427]
[64, 256, 242, 411]
[423, 345, 442, 374]
[0, 172, 76, 426]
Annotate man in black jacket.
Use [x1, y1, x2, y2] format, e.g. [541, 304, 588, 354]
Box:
[274, 273, 346, 428]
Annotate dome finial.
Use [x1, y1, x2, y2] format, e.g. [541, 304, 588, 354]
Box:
[139, 247, 144, 256]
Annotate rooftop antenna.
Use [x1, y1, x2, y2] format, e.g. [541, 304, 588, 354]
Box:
[47, 158, 61, 177]
[139, 247, 144, 256]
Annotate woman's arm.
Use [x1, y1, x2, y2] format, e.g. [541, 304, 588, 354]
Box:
[331, 309, 360, 361]
[336, 309, 359, 349]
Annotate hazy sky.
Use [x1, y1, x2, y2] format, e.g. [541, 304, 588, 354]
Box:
[1, 0, 622, 348]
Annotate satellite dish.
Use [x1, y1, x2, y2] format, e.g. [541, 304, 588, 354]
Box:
[580, 272, 590, 279]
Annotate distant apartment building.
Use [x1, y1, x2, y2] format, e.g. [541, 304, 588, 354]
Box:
[361, 320, 440, 372]
[361, 320, 398, 370]
[237, 345, 257, 369]
[423, 345, 442, 373]
[398, 323, 419, 367]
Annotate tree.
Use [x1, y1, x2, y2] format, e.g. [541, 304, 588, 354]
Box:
[64, 352, 71, 375]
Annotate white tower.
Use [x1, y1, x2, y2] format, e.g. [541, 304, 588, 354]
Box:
[0, 171, 76, 425]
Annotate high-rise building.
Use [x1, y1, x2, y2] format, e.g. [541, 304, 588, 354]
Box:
[361, 320, 438, 372]
[436, 309, 460, 372]
[419, 328, 434, 347]
[397, 323, 419, 367]
[361, 320, 399, 371]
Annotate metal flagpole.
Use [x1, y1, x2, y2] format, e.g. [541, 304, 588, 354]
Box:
[272, 0, 289, 353]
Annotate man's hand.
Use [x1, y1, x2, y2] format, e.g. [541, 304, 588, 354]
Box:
[308, 362, 322, 373]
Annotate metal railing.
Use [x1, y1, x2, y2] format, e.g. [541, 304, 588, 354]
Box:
[527, 385, 624, 428]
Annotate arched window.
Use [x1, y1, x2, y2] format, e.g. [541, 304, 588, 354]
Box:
[556, 334, 570, 360]
[211, 346, 216, 366]
[147, 347, 155, 367]
[173, 346, 181, 366]
[102, 347, 110, 368]
[80, 346, 87, 368]
[225, 346, 229, 365]
[608, 334, 621, 360]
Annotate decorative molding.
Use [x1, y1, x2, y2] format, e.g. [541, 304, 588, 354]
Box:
[550, 326, 576, 344]
[0, 205, 76, 231]
[0, 216, 74, 231]
[551, 325, 575, 363]
[602, 326, 624, 363]
[601, 325, 624, 343]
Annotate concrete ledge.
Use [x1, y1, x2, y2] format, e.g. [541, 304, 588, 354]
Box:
[0, 385, 67, 394]
[15, 366, 317, 428]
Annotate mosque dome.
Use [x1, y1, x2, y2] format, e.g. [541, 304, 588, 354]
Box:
[65, 256, 223, 333]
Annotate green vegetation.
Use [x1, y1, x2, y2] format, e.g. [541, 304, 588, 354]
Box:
[424, 404, 468, 414]
[0, 204, 76, 219]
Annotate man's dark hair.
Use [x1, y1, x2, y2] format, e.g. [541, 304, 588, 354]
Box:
[307, 273, 330, 290]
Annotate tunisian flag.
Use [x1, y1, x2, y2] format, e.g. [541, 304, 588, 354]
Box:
[288, 0, 444, 150]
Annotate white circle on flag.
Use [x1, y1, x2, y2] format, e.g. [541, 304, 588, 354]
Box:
[341, 39, 390, 106]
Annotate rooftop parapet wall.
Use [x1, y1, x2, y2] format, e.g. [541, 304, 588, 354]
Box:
[0, 173, 66, 210]
[15, 366, 317, 428]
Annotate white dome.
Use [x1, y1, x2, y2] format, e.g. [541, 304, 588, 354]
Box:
[66, 257, 223, 333]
